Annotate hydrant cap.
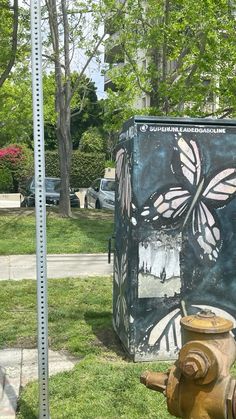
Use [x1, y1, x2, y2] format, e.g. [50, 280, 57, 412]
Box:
[180, 309, 233, 333]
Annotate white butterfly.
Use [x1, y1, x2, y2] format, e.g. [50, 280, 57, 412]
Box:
[114, 250, 129, 333]
[140, 134, 236, 262]
[147, 305, 236, 352]
[116, 148, 132, 218]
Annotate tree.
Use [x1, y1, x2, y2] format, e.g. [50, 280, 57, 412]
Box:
[42, 72, 103, 150]
[43, 0, 127, 217]
[79, 127, 104, 153]
[0, 2, 33, 145]
[0, 73, 32, 145]
[105, 0, 236, 119]
[0, 0, 19, 88]
[71, 76, 103, 149]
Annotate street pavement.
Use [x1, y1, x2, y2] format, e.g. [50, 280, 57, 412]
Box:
[0, 253, 113, 417]
[0, 253, 113, 280]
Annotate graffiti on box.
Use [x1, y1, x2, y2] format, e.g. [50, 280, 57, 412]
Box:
[114, 127, 236, 358]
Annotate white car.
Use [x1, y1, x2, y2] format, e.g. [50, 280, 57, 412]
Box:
[84, 178, 115, 210]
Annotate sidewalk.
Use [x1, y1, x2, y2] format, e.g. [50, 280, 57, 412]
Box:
[0, 253, 113, 417]
[0, 348, 79, 418]
[0, 253, 113, 280]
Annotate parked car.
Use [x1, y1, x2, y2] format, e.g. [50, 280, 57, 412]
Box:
[84, 178, 115, 210]
[20, 177, 80, 208]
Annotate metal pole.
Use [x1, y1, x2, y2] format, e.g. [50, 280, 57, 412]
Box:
[30, 1, 50, 417]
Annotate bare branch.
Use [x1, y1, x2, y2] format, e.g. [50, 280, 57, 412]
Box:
[42, 53, 65, 69]
[219, 108, 234, 118]
[61, 0, 71, 108]
[71, 32, 106, 98]
[123, 45, 151, 95]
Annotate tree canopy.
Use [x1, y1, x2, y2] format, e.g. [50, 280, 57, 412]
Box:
[105, 0, 236, 118]
[2, 0, 236, 214]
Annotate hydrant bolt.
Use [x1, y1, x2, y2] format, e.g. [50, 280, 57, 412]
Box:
[181, 352, 209, 379]
[182, 361, 198, 377]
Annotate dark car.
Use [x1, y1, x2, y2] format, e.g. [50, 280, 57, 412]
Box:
[84, 178, 115, 210]
[20, 177, 80, 208]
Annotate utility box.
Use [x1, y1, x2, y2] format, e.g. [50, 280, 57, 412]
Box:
[113, 116, 236, 361]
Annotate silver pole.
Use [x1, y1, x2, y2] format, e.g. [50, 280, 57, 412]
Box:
[30, 1, 49, 418]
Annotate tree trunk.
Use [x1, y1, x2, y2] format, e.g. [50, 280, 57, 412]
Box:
[58, 0, 72, 217]
[0, 0, 18, 87]
[45, 0, 108, 216]
[150, 47, 161, 108]
[57, 101, 72, 217]
[162, 0, 170, 115]
[47, 0, 72, 217]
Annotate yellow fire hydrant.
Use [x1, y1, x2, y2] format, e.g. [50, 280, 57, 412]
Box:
[140, 309, 236, 419]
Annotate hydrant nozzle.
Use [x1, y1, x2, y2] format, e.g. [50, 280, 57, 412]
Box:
[140, 371, 169, 394]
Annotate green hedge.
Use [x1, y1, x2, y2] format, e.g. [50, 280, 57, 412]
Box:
[45, 150, 105, 188]
[0, 166, 13, 192]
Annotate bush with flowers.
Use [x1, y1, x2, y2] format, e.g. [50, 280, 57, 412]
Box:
[0, 166, 13, 192]
[0, 144, 33, 192]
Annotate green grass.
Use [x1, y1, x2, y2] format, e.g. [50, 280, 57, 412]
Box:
[17, 358, 173, 419]
[3, 277, 236, 418]
[0, 208, 114, 254]
[0, 277, 173, 418]
[0, 277, 113, 354]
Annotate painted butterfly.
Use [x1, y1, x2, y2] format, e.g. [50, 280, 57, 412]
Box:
[139, 133, 236, 262]
[116, 147, 132, 218]
[146, 304, 236, 353]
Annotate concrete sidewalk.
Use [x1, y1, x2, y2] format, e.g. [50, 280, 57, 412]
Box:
[0, 253, 113, 417]
[0, 348, 79, 418]
[0, 253, 113, 280]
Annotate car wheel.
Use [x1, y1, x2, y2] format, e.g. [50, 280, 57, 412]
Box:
[95, 200, 101, 209]
[84, 197, 88, 208]
[20, 199, 27, 207]
[27, 198, 35, 207]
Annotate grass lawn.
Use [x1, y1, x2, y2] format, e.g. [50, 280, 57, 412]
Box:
[0, 208, 114, 255]
[2, 277, 236, 418]
[0, 277, 173, 419]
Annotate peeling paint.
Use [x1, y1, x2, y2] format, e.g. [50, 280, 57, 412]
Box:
[113, 117, 236, 361]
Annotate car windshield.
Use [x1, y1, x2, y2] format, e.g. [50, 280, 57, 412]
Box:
[45, 178, 61, 192]
[101, 179, 115, 192]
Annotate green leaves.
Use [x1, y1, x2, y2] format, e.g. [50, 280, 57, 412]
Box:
[105, 0, 236, 119]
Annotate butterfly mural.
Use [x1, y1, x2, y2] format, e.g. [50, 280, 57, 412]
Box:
[136, 304, 236, 358]
[114, 248, 129, 333]
[116, 147, 132, 219]
[139, 133, 236, 262]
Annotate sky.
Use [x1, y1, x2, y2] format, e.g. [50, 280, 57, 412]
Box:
[73, 51, 105, 100]
[87, 62, 105, 100]
[22, 0, 105, 99]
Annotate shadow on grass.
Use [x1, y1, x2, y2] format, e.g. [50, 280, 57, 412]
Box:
[16, 398, 37, 419]
[84, 310, 129, 360]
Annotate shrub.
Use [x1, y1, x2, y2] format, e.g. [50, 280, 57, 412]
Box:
[0, 144, 34, 191]
[0, 166, 13, 193]
[45, 150, 105, 188]
[105, 160, 115, 168]
[79, 127, 105, 153]
[71, 151, 105, 188]
[45, 151, 60, 178]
